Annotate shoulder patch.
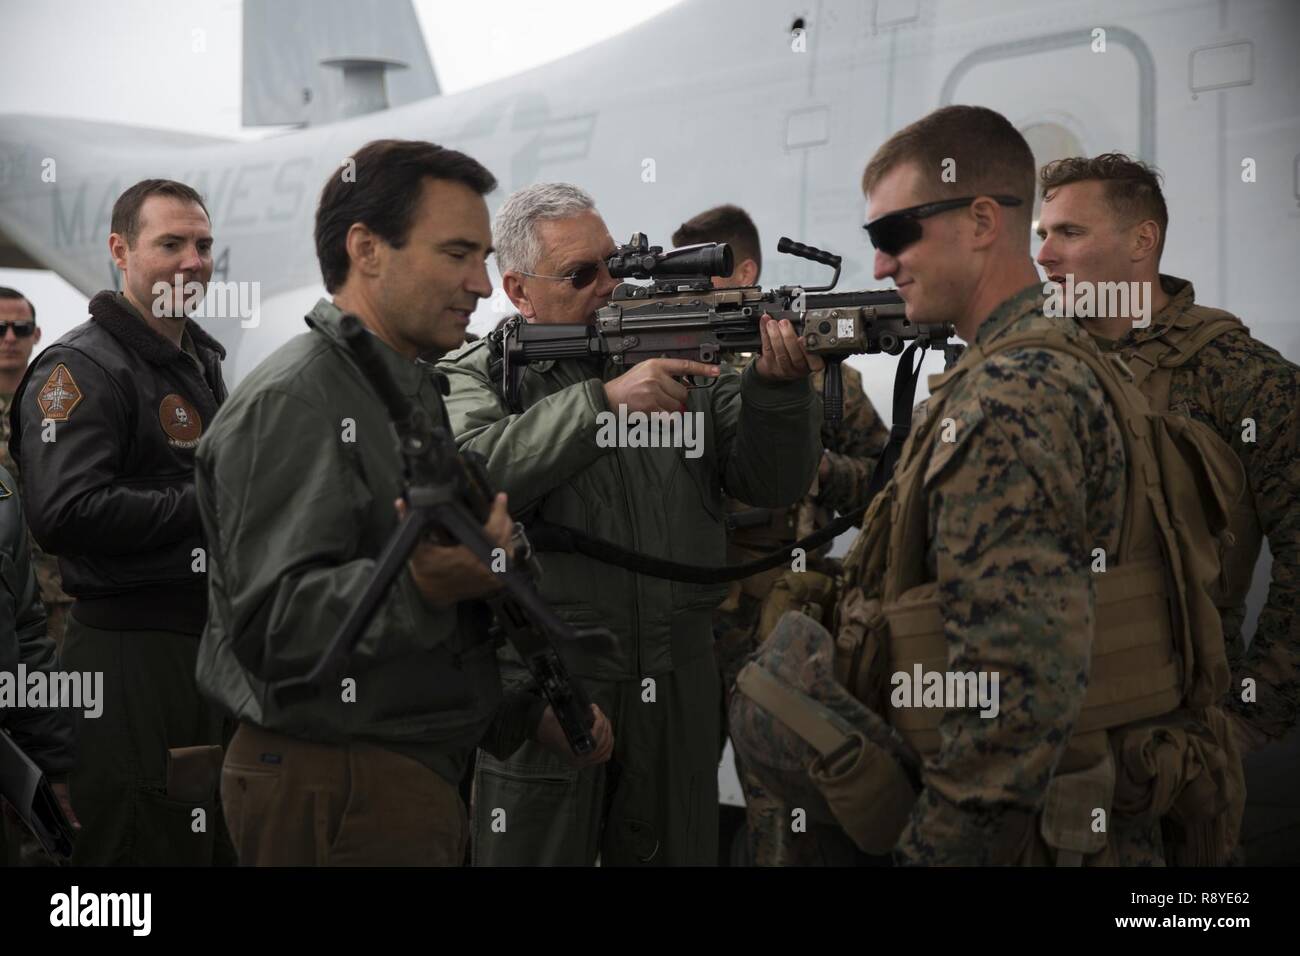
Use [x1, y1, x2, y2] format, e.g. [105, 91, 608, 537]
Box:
[159, 394, 203, 449]
[36, 363, 84, 422]
[0, 476, 10, 499]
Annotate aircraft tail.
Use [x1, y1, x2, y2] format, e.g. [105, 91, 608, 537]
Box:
[242, 0, 439, 128]
[0, 113, 233, 278]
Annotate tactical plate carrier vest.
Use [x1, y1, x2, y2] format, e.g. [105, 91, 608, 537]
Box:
[735, 327, 1249, 865]
[1115, 307, 1261, 611]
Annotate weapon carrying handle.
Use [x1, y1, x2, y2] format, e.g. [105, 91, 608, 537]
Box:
[777, 237, 842, 293]
[778, 237, 841, 269]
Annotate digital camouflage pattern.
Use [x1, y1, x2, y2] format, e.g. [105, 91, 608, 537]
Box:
[728, 609, 914, 865]
[0, 391, 72, 652]
[714, 356, 887, 865]
[1101, 276, 1300, 745]
[839, 284, 1165, 865]
[733, 763, 864, 866]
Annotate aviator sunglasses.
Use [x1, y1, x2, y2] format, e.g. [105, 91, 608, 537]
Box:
[516, 261, 603, 290]
[863, 195, 1024, 256]
[0, 321, 35, 338]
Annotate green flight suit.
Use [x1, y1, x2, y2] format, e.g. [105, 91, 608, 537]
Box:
[439, 325, 821, 865]
[195, 301, 517, 865]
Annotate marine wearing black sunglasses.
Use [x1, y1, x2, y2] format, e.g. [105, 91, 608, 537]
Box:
[863, 195, 1024, 257]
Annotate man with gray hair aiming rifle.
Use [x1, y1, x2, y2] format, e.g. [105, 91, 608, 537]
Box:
[440, 182, 823, 866]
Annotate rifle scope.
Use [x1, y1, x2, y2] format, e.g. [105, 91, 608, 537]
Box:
[606, 232, 734, 280]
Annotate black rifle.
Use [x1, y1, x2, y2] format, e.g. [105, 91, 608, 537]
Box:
[486, 234, 964, 586]
[0, 728, 75, 862]
[274, 316, 598, 756]
[490, 233, 962, 424]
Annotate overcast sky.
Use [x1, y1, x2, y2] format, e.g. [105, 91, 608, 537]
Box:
[0, 0, 684, 334]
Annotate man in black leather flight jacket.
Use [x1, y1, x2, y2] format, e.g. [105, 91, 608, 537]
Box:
[8, 179, 232, 866]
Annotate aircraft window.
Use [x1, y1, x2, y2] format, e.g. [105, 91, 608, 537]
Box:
[875, 0, 921, 28]
[786, 107, 829, 149]
[1189, 41, 1254, 95]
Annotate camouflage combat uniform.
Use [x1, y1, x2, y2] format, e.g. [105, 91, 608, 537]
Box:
[1094, 276, 1300, 745]
[0, 392, 72, 653]
[715, 357, 887, 865]
[838, 284, 1166, 865]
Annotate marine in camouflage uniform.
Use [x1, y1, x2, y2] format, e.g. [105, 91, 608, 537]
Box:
[1092, 275, 1300, 746]
[838, 284, 1163, 865]
[0, 392, 72, 654]
[715, 356, 887, 865]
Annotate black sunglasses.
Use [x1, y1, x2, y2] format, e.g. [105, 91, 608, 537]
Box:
[517, 262, 602, 290]
[863, 195, 1024, 256]
[0, 321, 35, 338]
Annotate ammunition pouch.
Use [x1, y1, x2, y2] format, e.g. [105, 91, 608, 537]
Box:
[807, 731, 917, 855]
[878, 564, 1185, 756]
[757, 567, 839, 639]
[730, 612, 921, 853]
[1035, 735, 1116, 866]
[1111, 705, 1245, 865]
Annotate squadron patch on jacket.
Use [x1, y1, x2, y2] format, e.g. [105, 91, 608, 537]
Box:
[0, 476, 10, 499]
[36, 364, 83, 422]
[159, 393, 203, 449]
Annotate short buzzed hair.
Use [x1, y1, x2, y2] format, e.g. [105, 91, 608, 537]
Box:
[111, 179, 210, 248]
[862, 105, 1035, 234]
[672, 204, 761, 280]
[493, 183, 596, 274]
[1040, 152, 1170, 259]
[0, 287, 34, 323]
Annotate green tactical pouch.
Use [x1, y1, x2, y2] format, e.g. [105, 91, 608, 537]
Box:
[731, 611, 921, 853]
[757, 568, 839, 639]
[1038, 740, 1115, 866]
[809, 732, 917, 855]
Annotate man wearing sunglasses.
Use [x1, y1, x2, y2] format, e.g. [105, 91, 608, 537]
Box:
[837, 104, 1188, 864]
[440, 182, 822, 866]
[0, 289, 42, 385]
[0, 287, 76, 867]
[9, 180, 232, 867]
[0, 290, 73, 666]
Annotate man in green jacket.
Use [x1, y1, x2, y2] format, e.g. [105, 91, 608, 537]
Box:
[195, 141, 610, 867]
[440, 183, 823, 865]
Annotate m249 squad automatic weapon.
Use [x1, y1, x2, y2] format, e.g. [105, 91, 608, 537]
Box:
[490, 233, 963, 424]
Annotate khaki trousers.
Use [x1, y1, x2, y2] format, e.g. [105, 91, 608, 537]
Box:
[222, 722, 466, 866]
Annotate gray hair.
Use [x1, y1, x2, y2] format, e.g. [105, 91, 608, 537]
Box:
[493, 182, 597, 274]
